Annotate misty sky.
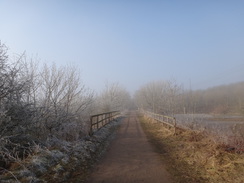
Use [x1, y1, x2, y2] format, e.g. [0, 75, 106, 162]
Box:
[1, 0, 244, 94]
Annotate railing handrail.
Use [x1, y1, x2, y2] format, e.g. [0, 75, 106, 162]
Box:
[89, 111, 120, 135]
[90, 110, 119, 118]
[141, 110, 176, 128]
[145, 111, 175, 120]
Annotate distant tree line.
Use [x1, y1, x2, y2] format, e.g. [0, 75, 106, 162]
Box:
[134, 80, 244, 115]
[183, 82, 244, 114]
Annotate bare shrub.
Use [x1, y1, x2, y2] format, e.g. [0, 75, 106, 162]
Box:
[0, 42, 95, 152]
[34, 64, 94, 140]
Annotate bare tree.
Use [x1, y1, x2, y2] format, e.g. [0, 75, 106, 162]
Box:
[0, 42, 9, 104]
[97, 82, 131, 113]
[0, 41, 95, 141]
[134, 81, 167, 113]
[35, 63, 94, 139]
[0, 42, 99, 174]
[165, 79, 183, 115]
[0, 43, 34, 137]
[134, 80, 183, 115]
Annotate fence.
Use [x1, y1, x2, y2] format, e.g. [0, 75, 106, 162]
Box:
[89, 111, 120, 135]
[141, 110, 244, 152]
[141, 110, 176, 133]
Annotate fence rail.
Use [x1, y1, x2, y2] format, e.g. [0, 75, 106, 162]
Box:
[141, 110, 176, 133]
[89, 111, 120, 135]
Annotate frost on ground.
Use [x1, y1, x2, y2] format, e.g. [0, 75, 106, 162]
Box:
[0, 118, 122, 183]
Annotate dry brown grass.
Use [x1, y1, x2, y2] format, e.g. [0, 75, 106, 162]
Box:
[139, 115, 244, 183]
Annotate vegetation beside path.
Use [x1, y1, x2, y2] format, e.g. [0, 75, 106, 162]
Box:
[139, 114, 244, 183]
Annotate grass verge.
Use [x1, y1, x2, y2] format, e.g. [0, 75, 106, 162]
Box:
[139, 114, 244, 183]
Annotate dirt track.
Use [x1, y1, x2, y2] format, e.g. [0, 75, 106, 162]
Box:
[86, 111, 172, 183]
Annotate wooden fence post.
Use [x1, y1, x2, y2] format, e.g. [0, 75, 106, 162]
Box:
[173, 117, 176, 135]
[89, 116, 93, 136]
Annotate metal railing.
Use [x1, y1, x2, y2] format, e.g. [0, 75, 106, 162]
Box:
[89, 111, 120, 135]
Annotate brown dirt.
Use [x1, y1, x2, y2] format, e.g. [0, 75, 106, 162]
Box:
[85, 111, 173, 183]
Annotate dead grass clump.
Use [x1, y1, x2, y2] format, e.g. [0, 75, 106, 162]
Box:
[139, 115, 244, 183]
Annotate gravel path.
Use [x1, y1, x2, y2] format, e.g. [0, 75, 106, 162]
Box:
[85, 111, 172, 183]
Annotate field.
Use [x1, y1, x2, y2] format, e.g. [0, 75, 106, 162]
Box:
[174, 114, 244, 152]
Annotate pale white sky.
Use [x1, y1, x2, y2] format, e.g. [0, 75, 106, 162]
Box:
[1, 0, 244, 93]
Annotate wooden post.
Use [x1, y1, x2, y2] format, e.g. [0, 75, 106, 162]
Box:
[89, 116, 93, 136]
[173, 117, 176, 135]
